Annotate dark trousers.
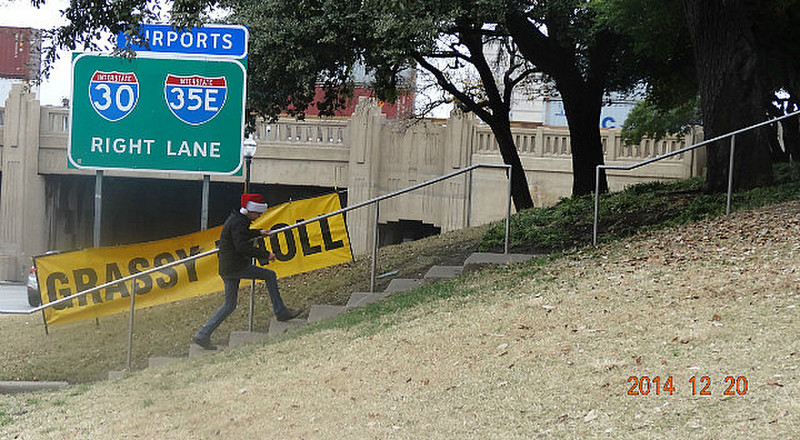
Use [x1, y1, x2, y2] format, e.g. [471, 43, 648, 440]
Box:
[195, 265, 287, 340]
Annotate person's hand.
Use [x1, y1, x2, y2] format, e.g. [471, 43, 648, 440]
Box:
[268, 252, 276, 262]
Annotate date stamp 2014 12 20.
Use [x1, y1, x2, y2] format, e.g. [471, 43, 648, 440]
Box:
[627, 375, 748, 396]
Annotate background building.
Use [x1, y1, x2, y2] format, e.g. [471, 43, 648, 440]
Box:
[0, 26, 42, 104]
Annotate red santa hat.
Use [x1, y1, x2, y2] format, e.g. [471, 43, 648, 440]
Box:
[240, 193, 268, 214]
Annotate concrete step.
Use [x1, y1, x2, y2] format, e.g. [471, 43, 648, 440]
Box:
[114, 255, 515, 380]
[108, 370, 127, 380]
[384, 278, 423, 293]
[462, 252, 536, 273]
[229, 331, 268, 348]
[148, 356, 179, 369]
[345, 291, 392, 309]
[268, 317, 307, 337]
[424, 265, 463, 280]
[0, 381, 68, 394]
[307, 304, 347, 323]
[189, 342, 222, 358]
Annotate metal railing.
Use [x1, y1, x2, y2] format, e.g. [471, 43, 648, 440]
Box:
[593, 109, 800, 246]
[0, 163, 512, 371]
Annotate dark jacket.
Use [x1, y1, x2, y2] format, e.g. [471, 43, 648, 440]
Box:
[217, 211, 270, 277]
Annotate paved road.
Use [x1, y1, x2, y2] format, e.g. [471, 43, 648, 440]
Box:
[0, 283, 34, 315]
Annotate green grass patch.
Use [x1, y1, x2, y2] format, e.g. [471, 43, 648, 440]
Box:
[482, 162, 800, 252]
[0, 408, 11, 427]
[279, 278, 480, 340]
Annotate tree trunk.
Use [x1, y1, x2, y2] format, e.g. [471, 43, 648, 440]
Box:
[682, 0, 773, 192]
[559, 81, 609, 196]
[488, 119, 535, 212]
[782, 96, 800, 161]
[505, 11, 610, 198]
[784, 115, 800, 161]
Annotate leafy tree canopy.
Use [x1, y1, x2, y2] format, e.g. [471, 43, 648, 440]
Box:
[37, 0, 674, 201]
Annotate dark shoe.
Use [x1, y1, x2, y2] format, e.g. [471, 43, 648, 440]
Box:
[275, 308, 302, 322]
[192, 335, 217, 350]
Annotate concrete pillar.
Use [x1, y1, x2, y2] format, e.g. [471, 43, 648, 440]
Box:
[0, 84, 47, 281]
[346, 97, 385, 256]
[442, 108, 473, 231]
[688, 127, 707, 179]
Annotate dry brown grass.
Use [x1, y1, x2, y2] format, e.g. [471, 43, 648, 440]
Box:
[1, 202, 799, 439]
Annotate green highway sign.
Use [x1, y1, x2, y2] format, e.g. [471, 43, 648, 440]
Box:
[69, 53, 246, 174]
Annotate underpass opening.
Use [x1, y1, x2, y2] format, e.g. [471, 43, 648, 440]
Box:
[44, 175, 339, 251]
[378, 220, 441, 248]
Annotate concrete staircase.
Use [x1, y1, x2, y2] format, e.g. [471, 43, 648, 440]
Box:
[110, 252, 535, 379]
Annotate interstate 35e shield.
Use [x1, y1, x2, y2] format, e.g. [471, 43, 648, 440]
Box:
[164, 74, 228, 125]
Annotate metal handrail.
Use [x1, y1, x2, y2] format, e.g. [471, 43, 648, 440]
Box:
[593, 109, 800, 246]
[1, 163, 513, 370]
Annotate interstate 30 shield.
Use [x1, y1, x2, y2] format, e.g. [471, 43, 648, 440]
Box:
[164, 74, 228, 125]
[88, 71, 140, 122]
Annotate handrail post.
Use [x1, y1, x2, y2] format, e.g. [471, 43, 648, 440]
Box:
[466, 166, 474, 228]
[726, 135, 736, 215]
[370, 201, 380, 293]
[593, 166, 601, 247]
[505, 166, 512, 254]
[248, 279, 255, 332]
[41, 309, 49, 335]
[126, 283, 135, 371]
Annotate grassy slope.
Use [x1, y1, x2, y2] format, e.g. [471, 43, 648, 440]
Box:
[1, 164, 799, 437]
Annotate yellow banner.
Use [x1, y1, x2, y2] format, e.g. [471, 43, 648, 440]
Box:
[36, 193, 351, 325]
[251, 192, 352, 276]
